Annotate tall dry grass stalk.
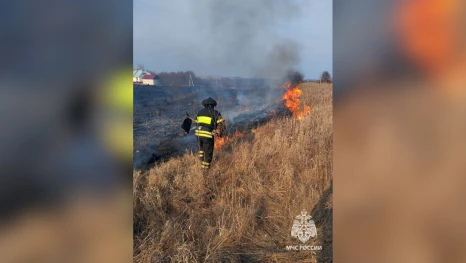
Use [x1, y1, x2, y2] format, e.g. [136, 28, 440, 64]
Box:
[134, 83, 333, 262]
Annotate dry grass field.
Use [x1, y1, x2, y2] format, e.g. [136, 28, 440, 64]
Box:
[133, 83, 333, 262]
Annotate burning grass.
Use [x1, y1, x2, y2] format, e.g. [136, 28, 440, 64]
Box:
[133, 83, 333, 262]
[281, 81, 312, 120]
[214, 131, 244, 150]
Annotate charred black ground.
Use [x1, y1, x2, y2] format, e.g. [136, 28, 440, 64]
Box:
[133, 84, 291, 170]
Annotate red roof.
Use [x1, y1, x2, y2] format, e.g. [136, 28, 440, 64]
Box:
[142, 74, 158, 79]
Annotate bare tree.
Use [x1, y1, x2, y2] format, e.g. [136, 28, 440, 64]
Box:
[319, 71, 332, 83]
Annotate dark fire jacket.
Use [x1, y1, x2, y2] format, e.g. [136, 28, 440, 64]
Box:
[195, 106, 225, 138]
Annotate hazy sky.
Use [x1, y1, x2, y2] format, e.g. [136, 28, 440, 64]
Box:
[134, 0, 332, 79]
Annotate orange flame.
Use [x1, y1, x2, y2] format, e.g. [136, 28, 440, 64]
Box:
[281, 81, 311, 120]
[214, 136, 228, 149]
[214, 131, 243, 150]
[396, 0, 460, 74]
[396, 0, 466, 95]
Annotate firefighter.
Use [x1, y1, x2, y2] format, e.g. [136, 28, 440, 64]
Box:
[195, 97, 225, 170]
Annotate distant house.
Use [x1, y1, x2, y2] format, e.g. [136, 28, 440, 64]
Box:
[133, 69, 150, 83]
[142, 74, 160, 86]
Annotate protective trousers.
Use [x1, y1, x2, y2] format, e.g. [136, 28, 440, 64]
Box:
[197, 136, 214, 169]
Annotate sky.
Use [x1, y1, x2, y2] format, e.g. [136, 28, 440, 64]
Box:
[134, 0, 332, 79]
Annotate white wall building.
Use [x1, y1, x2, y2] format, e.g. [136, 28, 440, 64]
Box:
[133, 69, 149, 82]
[141, 74, 160, 86]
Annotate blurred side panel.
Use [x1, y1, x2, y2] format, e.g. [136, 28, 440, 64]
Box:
[0, 0, 133, 262]
[334, 0, 466, 262]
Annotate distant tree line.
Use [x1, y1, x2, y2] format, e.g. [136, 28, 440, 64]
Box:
[153, 70, 267, 88]
[284, 70, 332, 84]
[156, 71, 199, 86]
[140, 68, 331, 87]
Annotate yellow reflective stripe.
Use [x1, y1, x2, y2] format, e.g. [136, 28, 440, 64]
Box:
[195, 130, 213, 135]
[217, 118, 225, 123]
[195, 132, 212, 135]
[195, 129, 212, 133]
[195, 131, 213, 137]
[195, 133, 212, 138]
[197, 116, 212, 125]
[198, 151, 204, 153]
[202, 161, 210, 165]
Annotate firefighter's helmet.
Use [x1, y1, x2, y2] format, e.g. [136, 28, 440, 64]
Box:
[202, 97, 217, 107]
